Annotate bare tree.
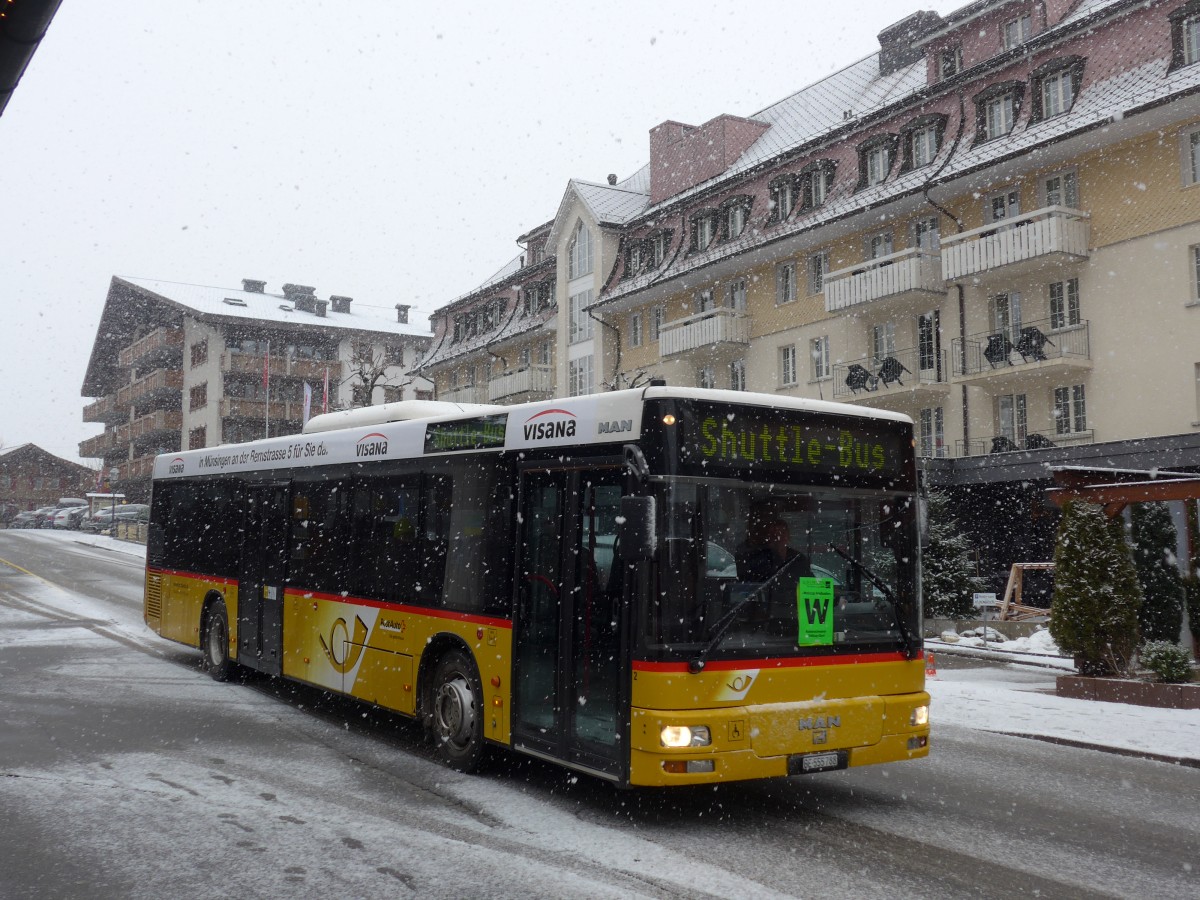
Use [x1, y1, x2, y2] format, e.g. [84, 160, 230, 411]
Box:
[343, 342, 405, 408]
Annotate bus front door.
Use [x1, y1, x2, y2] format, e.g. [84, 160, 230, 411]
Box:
[512, 466, 627, 780]
[237, 482, 290, 676]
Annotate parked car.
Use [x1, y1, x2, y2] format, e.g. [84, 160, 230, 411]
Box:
[84, 504, 149, 534]
[30, 506, 61, 528]
[9, 511, 39, 528]
[52, 506, 90, 530]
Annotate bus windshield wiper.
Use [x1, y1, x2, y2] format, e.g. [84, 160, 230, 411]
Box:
[827, 545, 919, 660]
[688, 555, 808, 674]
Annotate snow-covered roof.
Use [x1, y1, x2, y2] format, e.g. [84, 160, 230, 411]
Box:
[118, 277, 431, 339]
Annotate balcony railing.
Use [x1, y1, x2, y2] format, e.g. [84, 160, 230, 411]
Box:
[941, 206, 1090, 283]
[128, 368, 183, 405]
[831, 347, 948, 401]
[79, 431, 125, 459]
[130, 409, 182, 441]
[952, 318, 1090, 378]
[223, 351, 342, 381]
[440, 386, 490, 405]
[659, 308, 749, 357]
[218, 397, 303, 422]
[117, 455, 157, 482]
[824, 249, 944, 313]
[118, 327, 183, 369]
[82, 393, 126, 424]
[956, 428, 1095, 457]
[489, 365, 554, 402]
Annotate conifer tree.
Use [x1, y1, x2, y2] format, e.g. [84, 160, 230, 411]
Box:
[1129, 502, 1183, 643]
[1049, 501, 1142, 676]
[920, 489, 981, 619]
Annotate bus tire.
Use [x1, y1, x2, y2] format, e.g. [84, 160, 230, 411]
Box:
[429, 648, 486, 772]
[202, 597, 234, 682]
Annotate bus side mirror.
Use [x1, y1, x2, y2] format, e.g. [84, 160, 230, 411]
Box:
[618, 496, 656, 561]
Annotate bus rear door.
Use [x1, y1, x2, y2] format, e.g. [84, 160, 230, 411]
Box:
[236, 482, 290, 676]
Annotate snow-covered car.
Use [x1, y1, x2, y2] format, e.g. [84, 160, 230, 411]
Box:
[52, 506, 89, 529]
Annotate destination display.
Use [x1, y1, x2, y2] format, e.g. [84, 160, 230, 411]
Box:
[654, 400, 914, 487]
[424, 414, 508, 453]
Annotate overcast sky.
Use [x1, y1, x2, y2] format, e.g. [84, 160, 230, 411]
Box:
[0, 0, 966, 465]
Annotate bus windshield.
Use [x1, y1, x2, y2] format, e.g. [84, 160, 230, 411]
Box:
[641, 478, 919, 661]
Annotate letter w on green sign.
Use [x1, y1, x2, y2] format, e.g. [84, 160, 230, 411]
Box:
[797, 578, 835, 646]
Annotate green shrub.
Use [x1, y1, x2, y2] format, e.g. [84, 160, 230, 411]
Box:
[1049, 501, 1142, 677]
[1186, 576, 1200, 647]
[921, 489, 983, 619]
[1129, 503, 1184, 642]
[1139, 641, 1194, 684]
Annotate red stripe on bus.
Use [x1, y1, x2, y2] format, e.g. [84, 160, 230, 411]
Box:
[146, 566, 238, 587]
[283, 587, 513, 630]
[632, 650, 916, 673]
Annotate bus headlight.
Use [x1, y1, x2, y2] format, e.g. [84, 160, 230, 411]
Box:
[910, 706, 929, 727]
[660, 725, 711, 748]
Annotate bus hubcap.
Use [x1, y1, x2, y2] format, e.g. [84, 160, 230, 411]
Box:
[434, 676, 475, 747]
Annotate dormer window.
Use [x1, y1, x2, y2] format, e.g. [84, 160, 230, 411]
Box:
[939, 46, 962, 81]
[1169, 1, 1200, 70]
[648, 229, 673, 267]
[856, 135, 898, 190]
[690, 209, 719, 252]
[720, 195, 753, 241]
[899, 115, 947, 172]
[1002, 14, 1031, 50]
[799, 160, 836, 209]
[974, 81, 1024, 143]
[568, 220, 593, 279]
[1031, 57, 1084, 122]
[624, 238, 647, 278]
[768, 175, 798, 223]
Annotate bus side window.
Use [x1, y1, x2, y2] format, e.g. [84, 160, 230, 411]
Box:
[352, 477, 419, 605]
[419, 474, 451, 605]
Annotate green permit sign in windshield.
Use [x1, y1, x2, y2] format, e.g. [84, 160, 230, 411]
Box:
[797, 577, 835, 646]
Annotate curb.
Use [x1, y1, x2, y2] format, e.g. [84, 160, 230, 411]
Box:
[994, 732, 1200, 768]
[924, 641, 1074, 671]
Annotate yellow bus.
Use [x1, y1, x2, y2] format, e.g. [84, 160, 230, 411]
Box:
[145, 386, 929, 786]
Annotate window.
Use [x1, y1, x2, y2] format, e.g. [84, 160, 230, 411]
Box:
[1054, 384, 1088, 434]
[914, 216, 940, 252]
[1049, 278, 1081, 329]
[697, 365, 715, 390]
[1169, 2, 1200, 70]
[568, 356, 594, 396]
[625, 239, 645, 277]
[899, 115, 947, 173]
[385, 345, 406, 367]
[650, 305, 665, 342]
[189, 383, 207, 411]
[721, 196, 752, 241]
[810, 336, 830, 381]
[858, 136, 896, 189]
[871, 323, 896, 365]
[939, 46, 962, 80]
[650, 230, 672, 266]
[538, 340, 552, 366]
[518, 347, 531, 368]
[779, 345, 797, 387]
[993, 291, 1023, 341]
[918, 311, 941, 373]
[728, 278, 747, 311]
[975, 81, 1024, 142]
[1044, 170, 1079, 208]
[629, 312, 643, 348]
[768, 175, 797, 223]
[1184, 129, 1200, 185]
[691, 210, 718, 251]
[998, 393, 1028, 444]
[777, 262, 796, 304]
[808, 250, 828, 294]
[190, 340, 208, 368]
[1191, 245, 1200, 302]
[911, 125, 938, 168]
[988, 187, 1021, 224]
[1041, 69, 1074, 118]
[730, 358, 746, 392]
[188, 426, 206, 450]
[568, 290, 593, 343]
[1002, 14, 1031, 50]
[1031, 57, 1084, 123]
[869, 231, 894, 260]
[382, 386, 404, 404]
[697, 289, 717, 313]
[919, 408, 945, 458]
[800, 160, 836, 209]
[568, 221, 593, 279]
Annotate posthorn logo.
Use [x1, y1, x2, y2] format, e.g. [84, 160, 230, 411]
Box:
[522, 409, 577, 442]
[355, 432, 389, 457]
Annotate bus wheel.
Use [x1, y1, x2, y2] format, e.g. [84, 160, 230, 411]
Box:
[202, 598, 233, 682]
[429, 649, 485, 772]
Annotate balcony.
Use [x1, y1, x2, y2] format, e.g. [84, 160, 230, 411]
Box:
[82, 393, 127, 424]
[118, 327, 183, 369]
[952, 318, 1091, 388]
[130, 409, 182, 441]
[489, 365, 554, 402]
[117, 455, 157, 482]
[941, 206, 1090, 284]
[659, 308, 749, 357]
[222, 350, 342, 381]
[440, 386, 490, 405]
[129, 368, 183, 406]
[831, 347, 951, 404]
[824, 249, 944, 314]
[79, 431, 126, 459]
[955, 428, 1095, 457]
[219, 397, 303, 423]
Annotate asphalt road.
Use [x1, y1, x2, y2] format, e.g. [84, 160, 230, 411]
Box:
[1, 530, 1198, 899]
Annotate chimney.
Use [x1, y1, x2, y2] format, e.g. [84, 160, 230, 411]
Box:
[242, 279, 266, 293]
[877, 11, 943, 76]
[315, 299, 328, 318]
[395, 304, 411, 325]
[330, 295, 353, 314]
[282, 283, 317, 314]
[607, 173, 617, 185]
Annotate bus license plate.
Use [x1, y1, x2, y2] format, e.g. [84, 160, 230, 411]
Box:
[789, 751, 846, 775]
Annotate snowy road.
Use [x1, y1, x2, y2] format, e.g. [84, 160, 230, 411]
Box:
[1, 530, 1198, 899]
